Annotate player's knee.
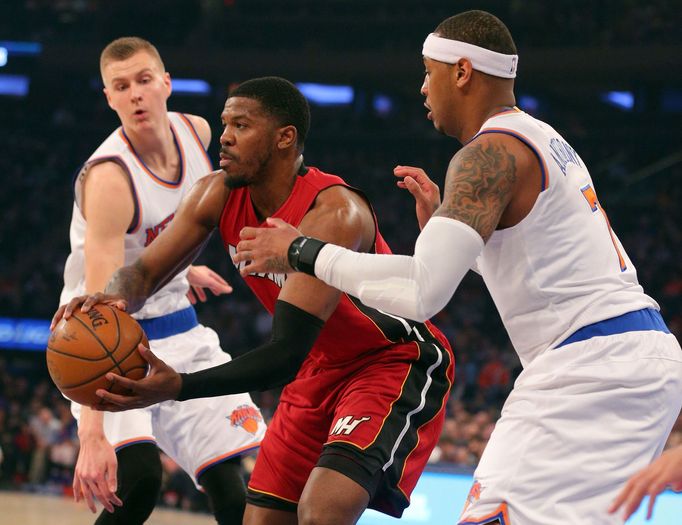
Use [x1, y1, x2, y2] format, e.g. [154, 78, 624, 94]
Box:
[199, 458, 246, 525]
[297, 500, 341, 525]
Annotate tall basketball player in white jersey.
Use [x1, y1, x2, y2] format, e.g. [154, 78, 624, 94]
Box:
[232, 10, 682, 525]
[59, 37, 265, 525]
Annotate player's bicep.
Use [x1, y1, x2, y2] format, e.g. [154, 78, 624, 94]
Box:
[279, 188, 373, 321]
[434, 135, 519, 242]
[81, 163, 135, 291]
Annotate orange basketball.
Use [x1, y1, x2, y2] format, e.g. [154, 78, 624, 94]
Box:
[46, 305, 149, 408]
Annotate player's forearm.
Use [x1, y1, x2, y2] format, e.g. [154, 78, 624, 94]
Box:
[178, 300, 323, 399]
[78, 405, 106, 439]
[295, 217, 484, 321]
[105, 259, 155, 314]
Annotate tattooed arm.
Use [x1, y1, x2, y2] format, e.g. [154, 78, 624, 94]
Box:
[235, 134, 539, 320]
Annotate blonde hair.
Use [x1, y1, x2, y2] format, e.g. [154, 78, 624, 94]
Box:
[100, 37, 165, 79]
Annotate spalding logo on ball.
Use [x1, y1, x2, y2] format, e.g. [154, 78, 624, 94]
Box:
[47, 305, 149, 408]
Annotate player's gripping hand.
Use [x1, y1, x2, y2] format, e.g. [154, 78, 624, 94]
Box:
[394, 165, 440, 230]
[186, 264, 232, 304]
[608, 445, 682, 521]
[50, 292, 128, 330]
[95, 344, 182, 411]
[73, 434, 123, 514]
[234, 218, 303, 276]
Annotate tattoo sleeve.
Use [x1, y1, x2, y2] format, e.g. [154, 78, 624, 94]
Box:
[434, 139, 517, 242]
[104, 259, 152, 314]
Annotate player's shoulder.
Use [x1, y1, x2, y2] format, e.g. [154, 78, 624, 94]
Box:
[178, 113, 211, 149]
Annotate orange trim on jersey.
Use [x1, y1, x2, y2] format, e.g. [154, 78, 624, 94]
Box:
[460, 502, 510, 525]
[113, 436, 156, 449]
[177, 113, 213, 171]
[475, 127, 550, 192]
[194, 441, 262, 479]
[492, 107, 522, 118]
[246, 486, 299, 505]
[117, 125, 187, 189]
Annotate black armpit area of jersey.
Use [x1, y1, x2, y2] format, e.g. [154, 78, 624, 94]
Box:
[177, 300, 324, 401]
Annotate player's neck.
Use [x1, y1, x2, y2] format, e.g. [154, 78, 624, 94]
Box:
[459, 93, 516, 144]
[123, 115, 179, 176]
[249, 156, 302, 221]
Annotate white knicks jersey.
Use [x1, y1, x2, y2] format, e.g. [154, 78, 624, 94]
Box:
[473, 109, 658, 366]
[60, 112, 213, 319]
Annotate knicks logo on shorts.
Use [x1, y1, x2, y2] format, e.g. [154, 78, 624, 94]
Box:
[330, 415, 371, 436]
[229, 405, 263, 435]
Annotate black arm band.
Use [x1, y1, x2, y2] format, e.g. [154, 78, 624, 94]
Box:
[287, 236, 327, 276]
[177, 300, 324, 401]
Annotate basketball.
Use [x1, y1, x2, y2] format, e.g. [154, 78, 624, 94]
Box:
[46, 305, 149, 408]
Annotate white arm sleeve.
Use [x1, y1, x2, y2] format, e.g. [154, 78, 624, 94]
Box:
[314, 216, 484, 322]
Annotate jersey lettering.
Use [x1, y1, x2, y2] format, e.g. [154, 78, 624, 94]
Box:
[330, 415, 371, 436]
[549, 137, 582, 175]
[144, 213, 175, 247]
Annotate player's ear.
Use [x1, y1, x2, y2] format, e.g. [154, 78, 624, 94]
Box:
[103, 87, 115, 110]
[276, 125, 297, 150]
[454, 58, 474, 87]
[163, 72, 172, 97]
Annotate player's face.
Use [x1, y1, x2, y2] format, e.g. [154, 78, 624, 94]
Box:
[102, 51, 171, 133]
[219, 97, 279, 188]
[421, 57, 458, 136]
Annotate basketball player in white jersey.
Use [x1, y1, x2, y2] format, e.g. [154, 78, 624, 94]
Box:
[231, 10, 682, 525]
[59, 37, 265, 525]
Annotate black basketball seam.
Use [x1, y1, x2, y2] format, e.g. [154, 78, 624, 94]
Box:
[58, 331, 146, 389]
[71, 308, 125, 376]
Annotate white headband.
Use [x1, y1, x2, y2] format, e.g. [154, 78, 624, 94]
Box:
[422, 33, 518, 79]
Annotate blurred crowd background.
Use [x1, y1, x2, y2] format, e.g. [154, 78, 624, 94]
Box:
[0, 0, 680, 515]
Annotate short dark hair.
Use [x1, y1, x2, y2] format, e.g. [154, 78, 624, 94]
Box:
[229, 77, 311, 149]
[435, 10, 517, 55]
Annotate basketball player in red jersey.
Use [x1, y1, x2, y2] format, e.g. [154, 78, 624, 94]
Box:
[55, 77, 454, 525]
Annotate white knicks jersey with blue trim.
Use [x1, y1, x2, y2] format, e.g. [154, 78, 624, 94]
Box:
[60, 112, 214, 319]
[473, 109, 658, 366]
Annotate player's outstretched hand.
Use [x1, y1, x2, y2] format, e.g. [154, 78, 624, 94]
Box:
[608, 445, 682, 521]
[50, 292, 128, 331]
[95, 344, 182, 411]
[73, 434, 123, 513]
[186, 264, 233, 304]
[394, 165, 441, 230]
[234, 217, 303, 276]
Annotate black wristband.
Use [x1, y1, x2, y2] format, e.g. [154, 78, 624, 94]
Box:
[287, 236, 327, 276]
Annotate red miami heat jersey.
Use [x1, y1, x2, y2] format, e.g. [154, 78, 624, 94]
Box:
[220, 166, 444, 366]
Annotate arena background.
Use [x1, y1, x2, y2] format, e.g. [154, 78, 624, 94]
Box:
[0, 1, 680, 523]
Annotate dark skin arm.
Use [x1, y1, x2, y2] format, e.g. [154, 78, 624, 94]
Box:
[92, 184, 376, 410]
[233, 133, 541, 274]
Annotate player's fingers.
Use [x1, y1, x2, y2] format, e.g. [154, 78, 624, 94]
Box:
[645, 480, 666, 520]
[236, 238, 255, 254]
[609, 476, 637, 514]
[621, 477, 650, 521]
[63, 296, 87, 319]
[73, 474, 82, 502]
[50, 304, 68, 330]
[186, 288, 197, 304]
[193, 285, 208, 302]
[265, 217, 288, 228]
[80, 292, 105, 312]
[239, 226, 259, 240]
[81, 481, 98, 513]
[95, 388, 137, 407]
[92, 479, 115, 513]
[104, 372, 137, 391]
[137, 344, 161, 367]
